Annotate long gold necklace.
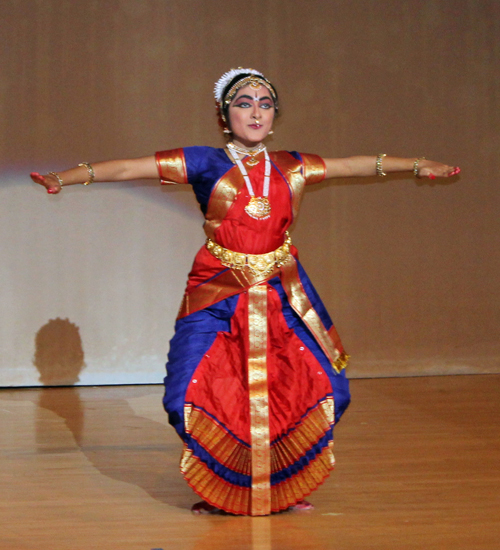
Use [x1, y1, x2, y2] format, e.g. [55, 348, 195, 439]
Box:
[227, 141, 266, 167]
[226, 145, 271, 219]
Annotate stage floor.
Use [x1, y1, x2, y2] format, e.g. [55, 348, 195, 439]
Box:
[1, 375, 499, 550]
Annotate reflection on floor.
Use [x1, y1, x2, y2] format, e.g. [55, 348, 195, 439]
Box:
[1, 375, 499, 550]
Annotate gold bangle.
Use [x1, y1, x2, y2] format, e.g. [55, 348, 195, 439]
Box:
[78, 162, 95, 185]
[413, 157, 426, 177]
[48, 172, 64, 188]
[376, 153, 387, 176]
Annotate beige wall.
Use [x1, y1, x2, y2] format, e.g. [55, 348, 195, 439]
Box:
[1, 0, 499, 386]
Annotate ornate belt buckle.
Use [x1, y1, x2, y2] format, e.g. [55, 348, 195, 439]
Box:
[247, 252, 275, 276]
[247, 254, 265, 275]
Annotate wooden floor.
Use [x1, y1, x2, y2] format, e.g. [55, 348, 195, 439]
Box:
[1, 375, 499, 550]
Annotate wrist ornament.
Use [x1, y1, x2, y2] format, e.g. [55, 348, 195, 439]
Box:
[413, 157, 426, 177]
[376, 153, 387, 177]
[78, 162, 95, 185]
[48, 172, 64, 188]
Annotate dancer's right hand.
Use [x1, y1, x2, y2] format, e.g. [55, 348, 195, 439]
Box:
[30, 172, 62, 194]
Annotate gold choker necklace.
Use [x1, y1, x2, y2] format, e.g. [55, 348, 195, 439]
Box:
[227, 142, 265, 167]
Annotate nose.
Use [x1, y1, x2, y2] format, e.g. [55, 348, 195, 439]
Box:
[252, 101, 261, 120]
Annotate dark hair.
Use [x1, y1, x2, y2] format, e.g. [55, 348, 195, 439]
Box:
[220, 73, 279, 124]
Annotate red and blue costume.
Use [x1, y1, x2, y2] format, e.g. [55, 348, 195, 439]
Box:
[156, 146, 350, 515]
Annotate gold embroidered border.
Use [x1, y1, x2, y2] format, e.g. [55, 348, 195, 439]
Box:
[269, 151, 305, 221]
[179, 440, 335, 515]
[177, 261, 280, 319]
[280, 257, 345, 372]
[184, 404, 251, 475]
[155, 148, 188, 185]
[205, 151, 307, 239]
[301, 153, 327, 185]
[183, 397, 334, 480]
[181, 444, 251, 515]
[204, 164, 245, 240]
[247, 284, 271, 516]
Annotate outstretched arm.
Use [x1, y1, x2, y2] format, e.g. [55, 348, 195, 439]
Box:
[31, 155, 158, 194]
[323, 156, 460, 180]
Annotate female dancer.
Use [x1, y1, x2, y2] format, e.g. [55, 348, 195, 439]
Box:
[31, 68, 460, 516]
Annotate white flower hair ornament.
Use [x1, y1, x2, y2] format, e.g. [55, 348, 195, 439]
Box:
[214, 68, 263, 104]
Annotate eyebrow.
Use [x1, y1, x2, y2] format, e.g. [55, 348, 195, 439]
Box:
[234, 94, 274, 102]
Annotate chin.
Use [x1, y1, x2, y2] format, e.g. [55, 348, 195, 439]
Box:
[233, 130, 269, 147]
[248, 131, 269, 142]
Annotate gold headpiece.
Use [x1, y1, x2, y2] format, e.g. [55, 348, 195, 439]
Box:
[222, 75, 277, 107]
[214, 68, 277, 109]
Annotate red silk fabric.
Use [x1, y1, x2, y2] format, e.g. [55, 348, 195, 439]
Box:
[185, 285, 333, 445]
[210, 159, 294, 254]
[185, 159, 297, 295]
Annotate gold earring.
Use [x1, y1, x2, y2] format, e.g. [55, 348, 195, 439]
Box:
[268, 129, 274, 135]
[223, 127, 231, 134]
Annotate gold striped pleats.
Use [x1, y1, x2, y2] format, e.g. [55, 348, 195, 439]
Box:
[247, 284, 271, 516]
[181, 397, 336, 515]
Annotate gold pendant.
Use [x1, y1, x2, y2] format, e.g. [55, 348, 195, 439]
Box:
[246, 156, 260, 167]
[245, 197, 271, 219]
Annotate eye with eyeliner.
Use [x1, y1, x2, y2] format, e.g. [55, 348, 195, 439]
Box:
[233, 101, 273, 110]
[234, 101, 252, 108]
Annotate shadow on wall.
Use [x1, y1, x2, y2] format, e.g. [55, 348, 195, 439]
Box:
[33, 318, 86, 386]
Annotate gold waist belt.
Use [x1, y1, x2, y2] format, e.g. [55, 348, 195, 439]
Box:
[206, 231, 292, 276]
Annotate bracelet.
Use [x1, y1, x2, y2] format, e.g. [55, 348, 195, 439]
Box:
[78, 162, 95, 185]
[413, 157, 426, 177]
[376, 153, 387, 177]
[48, 172, 64, 188]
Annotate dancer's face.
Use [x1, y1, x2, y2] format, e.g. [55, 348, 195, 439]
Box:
[228, 84, 275, 147]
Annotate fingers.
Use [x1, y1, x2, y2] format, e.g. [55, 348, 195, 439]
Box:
[30, 172, 60, 194]
[426, 166, 460, 180]
[30, 172, 46, 184]
[46, 184, 61, 194]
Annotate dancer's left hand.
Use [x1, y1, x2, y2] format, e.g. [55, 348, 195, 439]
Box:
[417, 161, 460, 180]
